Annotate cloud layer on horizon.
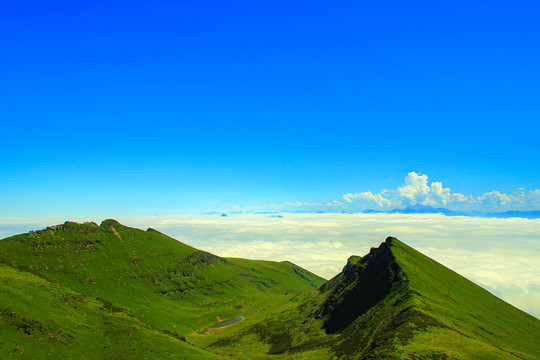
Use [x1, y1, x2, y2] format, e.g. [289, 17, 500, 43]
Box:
[198, 172, 540, 215]
[3, 213, 538, 318]
[145, 213, 540, 318]
[343, 172, 540, 211]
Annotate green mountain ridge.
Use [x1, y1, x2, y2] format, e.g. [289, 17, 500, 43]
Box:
[1, 220, 539, 359]
[314, 237, 540, 359]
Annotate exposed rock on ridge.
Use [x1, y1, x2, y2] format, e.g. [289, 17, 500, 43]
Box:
[316, 237, 407, 333]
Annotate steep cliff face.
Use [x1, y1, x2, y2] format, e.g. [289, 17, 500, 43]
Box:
[316, 237, 406, 334]
[313, 237, 540, 359]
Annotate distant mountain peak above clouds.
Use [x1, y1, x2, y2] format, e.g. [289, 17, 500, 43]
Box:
[363, 205, 540, 218]
[393, 204, 454, 214]
[363, 205, 455, 215]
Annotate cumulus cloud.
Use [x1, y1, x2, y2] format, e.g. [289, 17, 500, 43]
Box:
[430, 181, 470, 205]
[477, 190, 514, 205]
[343, 191, 393, 207]
[343, 172, 471, 209]
[471, 188, 540, 208]
[397, 172, 431, 205]
[342, 171, 538, 211]
[204, 173, 538, 214]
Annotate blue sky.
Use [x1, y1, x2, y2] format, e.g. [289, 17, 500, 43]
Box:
[1, 1, 539, 217]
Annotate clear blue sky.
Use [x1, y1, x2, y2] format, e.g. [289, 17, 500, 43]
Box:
[1, 0, 539, 216]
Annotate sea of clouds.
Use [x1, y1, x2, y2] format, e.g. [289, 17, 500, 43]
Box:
[1, 213, 539, 319]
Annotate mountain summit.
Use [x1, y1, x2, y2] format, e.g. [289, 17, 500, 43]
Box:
[1, 221, 539, 359]
[314, 237, 540, 359]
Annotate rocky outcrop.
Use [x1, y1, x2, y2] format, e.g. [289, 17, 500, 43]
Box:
[316, 237, 407, 333]
[99, 219, 121, 228]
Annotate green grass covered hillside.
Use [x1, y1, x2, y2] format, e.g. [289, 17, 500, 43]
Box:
[1, 221, 539, 359]
[0, 220, 324, 359]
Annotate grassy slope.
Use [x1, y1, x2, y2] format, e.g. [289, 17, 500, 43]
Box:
[0, 262, 223, 359]
[0, 220, 325, 359]
[319, 238, 540, 359]
[164, 236, 540, 360]
[2, 220, 538, 360]
[226, 258, 325, 293]
[391, 238, 540, 359]
[192, 290, 334, 360]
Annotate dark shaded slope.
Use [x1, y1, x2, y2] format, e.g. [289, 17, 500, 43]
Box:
[315, 237, 540, 359]
[318, 255, 360, 294]
[317, 239, 406, 333]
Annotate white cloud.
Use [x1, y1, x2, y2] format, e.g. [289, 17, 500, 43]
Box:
[528, 190, 540, 204]
[477, 190, 514, 205]
[343, 191, 393, 207]
[343, 172, 471, 209]
[419, 246, 540, 318]
[341, 172, 538, 211]
[138, 213, 540, 318]
[430, 181, 470, 205]
[2, 213, 540, 318]
[201, 174, 539, 214]
[397, 172, 431, 206]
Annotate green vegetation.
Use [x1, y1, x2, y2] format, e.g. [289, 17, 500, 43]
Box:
[1, 221, 539, 359]
[0, 220, 324, 359]
[0, 261, 223, 359]
[314, 238, 540, 359]
[390, 238, 540, 359]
